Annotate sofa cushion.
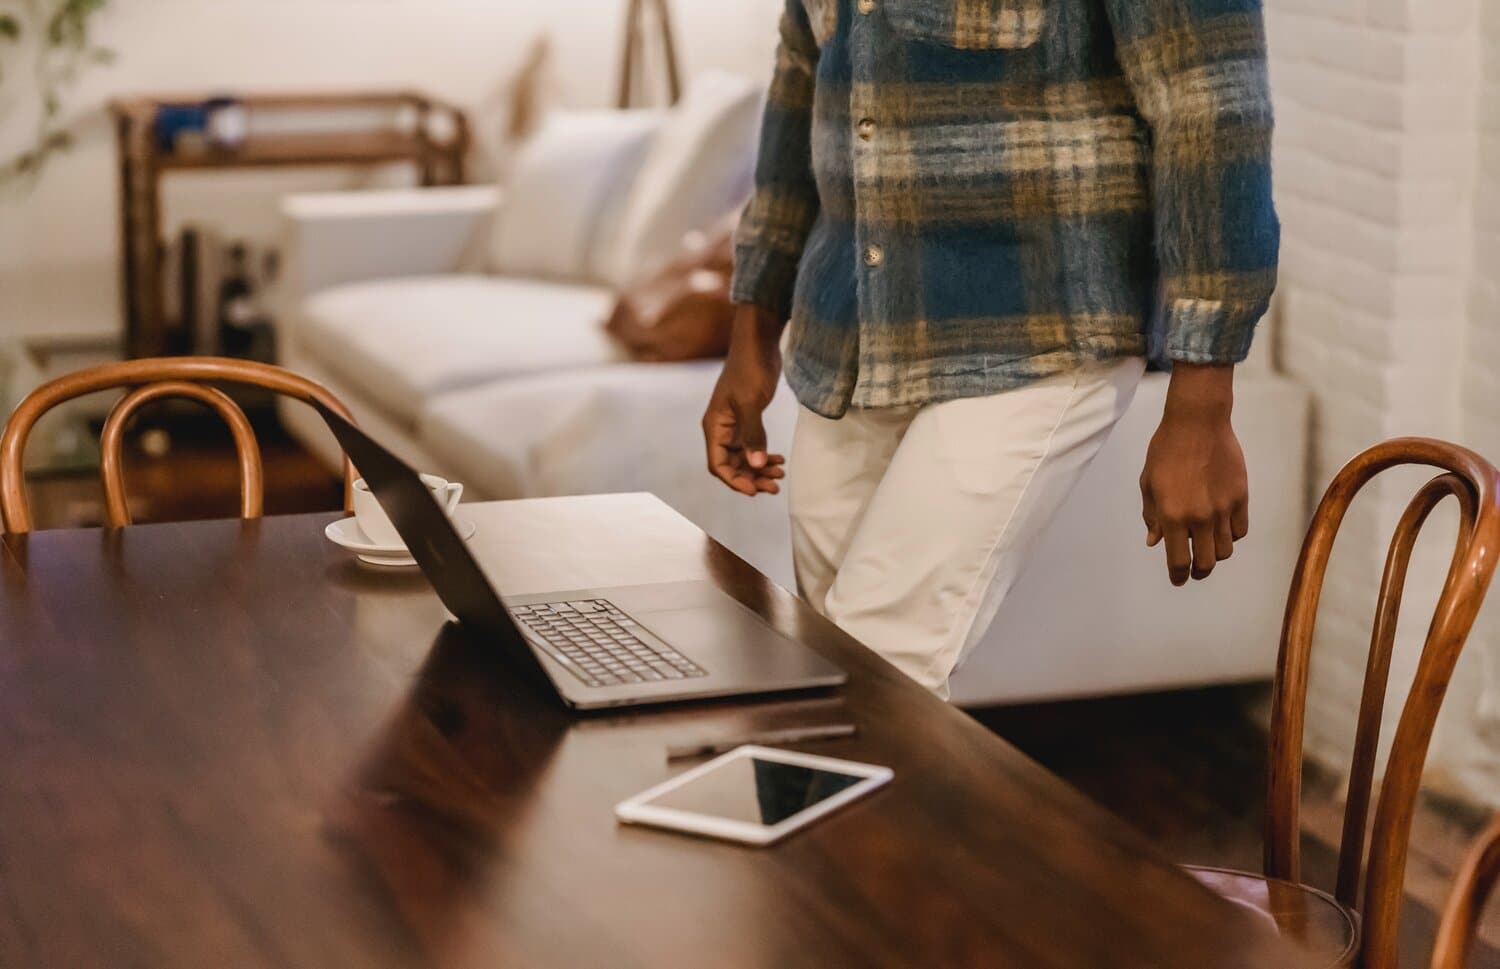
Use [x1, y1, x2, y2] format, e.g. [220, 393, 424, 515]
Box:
[419, 362, 800, 587]
[300, 274, 626, 426]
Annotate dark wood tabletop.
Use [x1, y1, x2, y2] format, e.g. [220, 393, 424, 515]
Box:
[0, 494, 1318, 969]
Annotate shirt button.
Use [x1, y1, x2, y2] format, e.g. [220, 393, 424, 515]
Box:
[857, 0, 875, 13]
[863, 245, 885, 268]
[857, 118, 877, 141]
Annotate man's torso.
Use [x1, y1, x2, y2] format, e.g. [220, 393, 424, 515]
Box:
[784, 0, 1162, 416]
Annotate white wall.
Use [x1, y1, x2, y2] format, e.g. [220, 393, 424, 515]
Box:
[1268, 0, 1500, 805]
[0, 0, 780, 341]
[1444, 0, 1500, 800]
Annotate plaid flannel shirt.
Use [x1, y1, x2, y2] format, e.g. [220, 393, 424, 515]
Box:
[731, 0, 1280, 418]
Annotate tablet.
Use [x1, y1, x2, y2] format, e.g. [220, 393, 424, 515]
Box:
[615, 745, 893, 846]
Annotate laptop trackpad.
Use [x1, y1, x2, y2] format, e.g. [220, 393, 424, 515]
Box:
[637, 603, 788, 656]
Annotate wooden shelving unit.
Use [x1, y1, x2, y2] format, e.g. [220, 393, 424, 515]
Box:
[109, 90, 470, 359]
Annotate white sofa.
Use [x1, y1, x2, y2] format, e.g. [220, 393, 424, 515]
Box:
[278, 184, 1312, 706]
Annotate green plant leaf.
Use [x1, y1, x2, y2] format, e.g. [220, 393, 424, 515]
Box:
[0, 0, 113, 188]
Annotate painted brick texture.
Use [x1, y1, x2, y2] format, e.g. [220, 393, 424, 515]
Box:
[1267, 0, 1500, 804]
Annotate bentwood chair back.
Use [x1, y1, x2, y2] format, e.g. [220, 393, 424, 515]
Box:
[1431, 815, 1500, 969]
[0, 357, 356, 534]
[1191, 438, 1500, 968]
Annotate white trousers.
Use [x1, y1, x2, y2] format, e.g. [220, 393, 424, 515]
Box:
[789, 357, 1147, 698]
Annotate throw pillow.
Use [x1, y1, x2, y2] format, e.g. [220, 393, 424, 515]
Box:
[488, 109, 663, 283]
[594, 71, 763, 287]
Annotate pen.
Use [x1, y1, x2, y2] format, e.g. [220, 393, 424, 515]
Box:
[666, 723, 858, 761]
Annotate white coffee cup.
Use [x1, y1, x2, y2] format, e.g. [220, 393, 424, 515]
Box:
[352, 475, 463, 548]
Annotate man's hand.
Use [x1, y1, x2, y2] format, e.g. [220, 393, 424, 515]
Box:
[1140, 363, 1249, 586]
[702, 304, 787, 497]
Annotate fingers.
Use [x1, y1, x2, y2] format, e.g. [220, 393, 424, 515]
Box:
[1163, 524, 1192, 587]
[1231, 498, 1250, 541]
[741, 454, 786, 495]
[1190, 519, 1218, 580]
[1159, 509, 1245, 585]
[735, 400, 770, 469]
[741, 452, 786, 495]
[756, 457, 787, 480]
[1141, 484, 1162, 548]
[702, 402, 784, 497]
[703, 407, 757, 496]
[1154, 506, 1245, 584]
[1215, 513, 1235, 562]
[1144, 474, 1250, 584]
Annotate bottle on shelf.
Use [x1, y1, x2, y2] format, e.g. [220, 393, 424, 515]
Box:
[216, 243, 260, 358]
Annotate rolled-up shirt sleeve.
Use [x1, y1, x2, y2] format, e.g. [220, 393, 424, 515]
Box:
[1104, 0, 1281, 365]
[731, 0, 822, 322]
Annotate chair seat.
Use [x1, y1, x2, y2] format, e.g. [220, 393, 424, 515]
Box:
[1185, 866, 1358, 968]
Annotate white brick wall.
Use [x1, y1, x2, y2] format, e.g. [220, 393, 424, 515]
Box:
[1270, 0, 1500, 805]
[1440, 0, 1500, 799]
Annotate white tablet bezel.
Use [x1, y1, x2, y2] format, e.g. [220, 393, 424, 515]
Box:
[614, 745, 893, 846]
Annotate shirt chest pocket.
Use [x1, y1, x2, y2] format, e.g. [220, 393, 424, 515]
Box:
[802, 0, 839, 46]
[883, 0, 1047, 49]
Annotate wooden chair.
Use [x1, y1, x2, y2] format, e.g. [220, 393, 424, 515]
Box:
[1, 357, 356, 534]
[1430, 815, 1500, 969]
[1187, 438, 1500, 969]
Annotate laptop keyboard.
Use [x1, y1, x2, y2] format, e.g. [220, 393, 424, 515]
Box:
[512, 599, 707, 688]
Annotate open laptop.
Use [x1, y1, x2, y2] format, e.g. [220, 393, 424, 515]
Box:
[315, 402, 847, 710]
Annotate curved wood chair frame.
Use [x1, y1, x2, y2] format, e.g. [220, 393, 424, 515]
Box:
[1264, 438, 1500, 968]
[1, 357, 356, 534]
[1431, 814, 1500, 969]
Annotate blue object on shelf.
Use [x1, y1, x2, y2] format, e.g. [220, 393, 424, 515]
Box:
[154, 103, 210, 152]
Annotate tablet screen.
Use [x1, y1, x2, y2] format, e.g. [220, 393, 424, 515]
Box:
[643, 754, 866, 826]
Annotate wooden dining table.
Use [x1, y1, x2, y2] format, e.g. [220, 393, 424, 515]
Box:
[0, 493, 1322, 968]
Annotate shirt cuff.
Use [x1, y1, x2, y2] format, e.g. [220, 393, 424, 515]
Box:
[1161, 296, 1262, 366]
[730, 244, 801, 322]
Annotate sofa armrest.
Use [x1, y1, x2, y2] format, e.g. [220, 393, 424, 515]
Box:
[279, 186, 501, 307]
[951, 372, 1313, 705]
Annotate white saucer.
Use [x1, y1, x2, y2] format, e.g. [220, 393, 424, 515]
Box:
[325, 515, 476, 567]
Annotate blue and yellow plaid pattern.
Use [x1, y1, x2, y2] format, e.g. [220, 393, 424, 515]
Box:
[732, 0, 1280, 418]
